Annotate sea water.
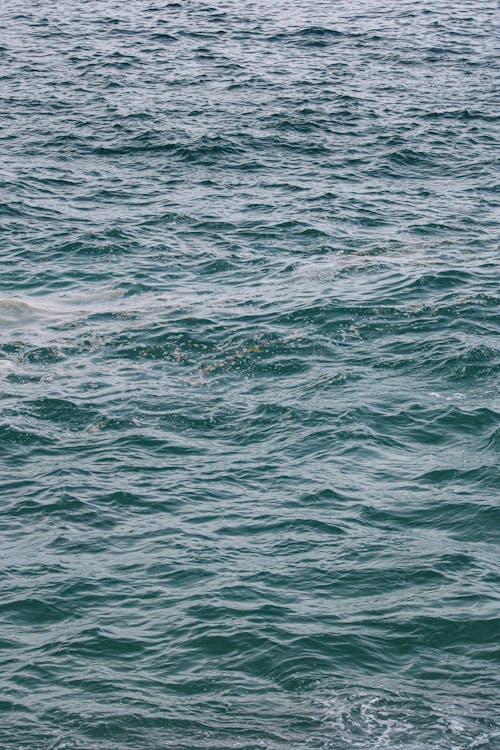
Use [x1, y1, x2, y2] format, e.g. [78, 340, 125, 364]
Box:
[0, 1, 499, 748]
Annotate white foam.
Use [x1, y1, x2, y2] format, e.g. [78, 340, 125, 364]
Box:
[0, 297, 58, 325]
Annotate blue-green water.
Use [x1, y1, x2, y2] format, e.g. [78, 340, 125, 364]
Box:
[1, 0, 499, 747]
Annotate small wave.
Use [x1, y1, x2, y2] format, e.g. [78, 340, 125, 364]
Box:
[268, 26, 355, 46]
[0, 298, 45, 321]
[0, 297, 65, 327]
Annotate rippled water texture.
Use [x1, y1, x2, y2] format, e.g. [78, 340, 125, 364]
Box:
[1, 0, 499, 747]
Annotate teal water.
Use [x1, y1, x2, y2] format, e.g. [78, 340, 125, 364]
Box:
[1, 0, 499, 748]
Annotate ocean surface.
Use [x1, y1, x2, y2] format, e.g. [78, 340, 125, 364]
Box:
[1, 0, 499, 748]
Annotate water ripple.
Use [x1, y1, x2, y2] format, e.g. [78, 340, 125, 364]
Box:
[1, 0, 499, 748]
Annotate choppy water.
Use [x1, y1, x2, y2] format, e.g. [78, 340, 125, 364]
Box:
[1, 0, 499, 747]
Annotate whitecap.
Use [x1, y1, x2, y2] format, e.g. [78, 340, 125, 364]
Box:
[0, 297, 71, 328]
